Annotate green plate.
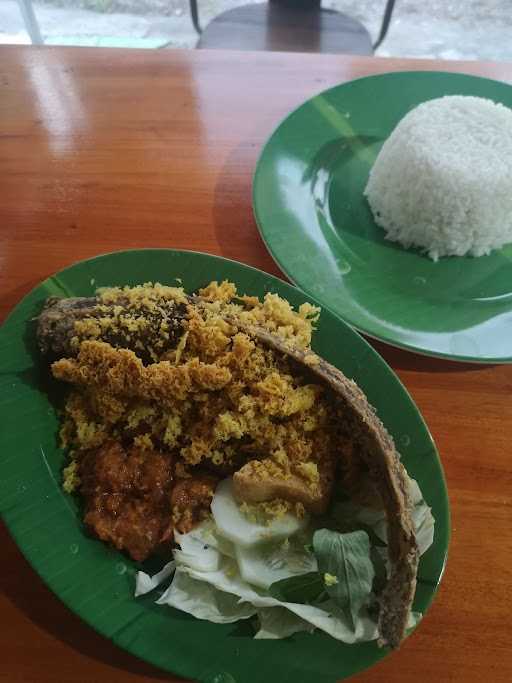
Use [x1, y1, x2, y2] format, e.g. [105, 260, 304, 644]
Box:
[253, 71, 512, 363]
[0, 249, 449, 683]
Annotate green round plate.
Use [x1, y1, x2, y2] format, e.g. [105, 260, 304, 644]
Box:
[0, 249, 449, 683]
[253, 70, 512, 363]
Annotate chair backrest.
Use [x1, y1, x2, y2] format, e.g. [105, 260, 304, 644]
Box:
[189, 0, 398, 53]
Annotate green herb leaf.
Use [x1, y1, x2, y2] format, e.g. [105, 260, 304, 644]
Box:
[268, 571, 325, 604]
[313, 529, 375, 629]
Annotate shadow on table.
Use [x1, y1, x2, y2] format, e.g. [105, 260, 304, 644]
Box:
[0, 522, 179, 681]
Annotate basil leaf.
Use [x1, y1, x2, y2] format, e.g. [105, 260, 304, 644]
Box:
[313, 529, 375, 629]
[268, 571, 325, 604]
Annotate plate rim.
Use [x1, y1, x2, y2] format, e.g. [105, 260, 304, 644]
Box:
[0, 247, 451, 681]
[252, 69, 512, 364]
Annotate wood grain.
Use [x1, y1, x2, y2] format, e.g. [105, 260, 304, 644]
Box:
[1, 45, 512, 683]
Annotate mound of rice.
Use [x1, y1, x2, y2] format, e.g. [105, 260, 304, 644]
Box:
[364, 95, 512, 260]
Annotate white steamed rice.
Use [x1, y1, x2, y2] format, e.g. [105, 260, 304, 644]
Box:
[364, 95, 512, 261]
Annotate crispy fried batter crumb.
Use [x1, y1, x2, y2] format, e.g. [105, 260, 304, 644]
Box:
[163, 415, 182, 448]
[52, 341, 232, 401]
[198, 280, 237, 302]
[173, 331, 189, 365]
[55, 281, 342, 522]
[240, 458, 292, 482]
[294, 461, 320, 486]
[239, 498, 304, 525]
[62, 459, 80, 493]
[133, 433, 154, 450]
[98, 283, 188, 307]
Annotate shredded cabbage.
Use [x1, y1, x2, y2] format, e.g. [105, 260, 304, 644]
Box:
[134, 476, 434, 641]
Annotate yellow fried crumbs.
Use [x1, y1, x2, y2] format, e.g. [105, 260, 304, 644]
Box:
[62, 459, 80, 493]
[196, 281, 320, 350]
[55, 281, 341, 517]
[240, 500, 306, 525]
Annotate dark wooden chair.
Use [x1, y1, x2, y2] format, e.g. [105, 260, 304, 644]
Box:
[189, 0, 396, 55]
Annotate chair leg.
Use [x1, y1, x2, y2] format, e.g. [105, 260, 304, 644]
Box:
[373, 0, 396, 50]
[189, 0, 202, 34]
[17, 0, 43, 45]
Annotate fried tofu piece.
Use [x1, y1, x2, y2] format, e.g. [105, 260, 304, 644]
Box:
[232, 456, 334, 514]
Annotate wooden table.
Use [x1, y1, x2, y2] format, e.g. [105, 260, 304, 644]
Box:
[1, 45, 511, 683]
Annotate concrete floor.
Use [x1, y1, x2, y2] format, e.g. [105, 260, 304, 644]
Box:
[1, 0, 512, 61]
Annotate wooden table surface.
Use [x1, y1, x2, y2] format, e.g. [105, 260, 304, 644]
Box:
[1, 45, 511, 683]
